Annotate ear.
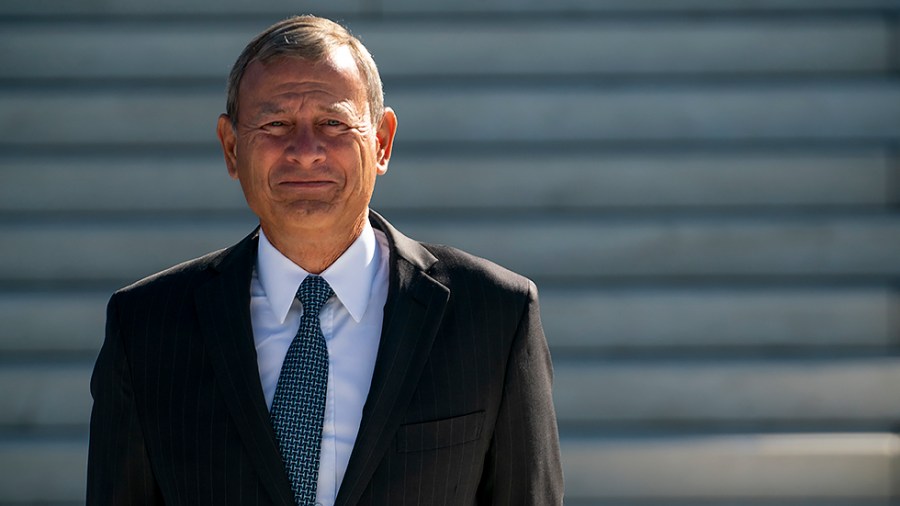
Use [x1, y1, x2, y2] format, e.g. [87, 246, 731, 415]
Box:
[216, 114, 239, 179]
[374, 107, 397, 176]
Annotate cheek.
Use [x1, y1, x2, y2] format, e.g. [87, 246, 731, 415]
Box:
[325, 133, 364, 154]
[326, 137, 369, 174]
[236, 142, 277, 181]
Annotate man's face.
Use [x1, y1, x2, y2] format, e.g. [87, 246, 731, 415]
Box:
[217, 47, 396, 240]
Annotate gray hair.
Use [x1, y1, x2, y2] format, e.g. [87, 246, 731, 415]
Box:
[225, 15, 384, 125]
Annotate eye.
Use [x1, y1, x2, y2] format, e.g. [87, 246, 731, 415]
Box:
[324, 119, 344, 127]
[260, 120, 290, 134]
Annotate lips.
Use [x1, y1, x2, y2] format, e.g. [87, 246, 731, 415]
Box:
[271, 166, 340, 190]
[278, 180, 333, 187]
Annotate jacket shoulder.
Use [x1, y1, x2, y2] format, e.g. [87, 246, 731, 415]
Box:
[111, 247, 228, 303]
[111, 228, 258, 303]
[422, 242, 536, 299]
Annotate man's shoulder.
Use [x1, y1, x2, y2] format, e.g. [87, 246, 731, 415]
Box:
[372, 211, 536, 298]
[112, 228, 258, 303]
[112, 247, 230, 302]
[420, 241, 536, 299]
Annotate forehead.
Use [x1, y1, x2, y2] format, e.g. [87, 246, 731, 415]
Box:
[238, 47, 367, 111]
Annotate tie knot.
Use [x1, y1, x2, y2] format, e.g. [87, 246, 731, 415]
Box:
[297, 275, 333, 317]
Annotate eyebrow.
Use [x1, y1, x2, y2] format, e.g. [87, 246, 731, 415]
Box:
[248, 100, 360, 123]
[323, 102, 358, 118]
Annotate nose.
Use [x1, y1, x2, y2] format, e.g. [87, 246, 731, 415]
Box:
[284, 124, 325, 167]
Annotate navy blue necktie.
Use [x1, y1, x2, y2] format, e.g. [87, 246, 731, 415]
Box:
[270, 275, 333, 505]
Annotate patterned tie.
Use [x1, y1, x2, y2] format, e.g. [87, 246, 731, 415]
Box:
[270, 275, 333, 506]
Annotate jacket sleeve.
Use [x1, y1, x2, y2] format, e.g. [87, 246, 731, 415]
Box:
[477, 280, 564, 505]
[86, 293, 163, 504]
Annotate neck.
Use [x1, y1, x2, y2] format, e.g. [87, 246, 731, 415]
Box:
[261, 214, 367, 274]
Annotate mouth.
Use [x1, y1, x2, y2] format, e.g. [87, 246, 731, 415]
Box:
[277, 180, 335, 189]
[278, 180, 334, 187]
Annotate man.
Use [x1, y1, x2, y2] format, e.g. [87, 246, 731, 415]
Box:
[87, 15, 563, 505]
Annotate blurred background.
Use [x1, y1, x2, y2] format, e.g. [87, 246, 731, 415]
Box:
[1, 0, 900, 504]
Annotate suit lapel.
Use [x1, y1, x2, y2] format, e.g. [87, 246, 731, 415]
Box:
[194, 230, 295, 506]
[335, 212, 450, 506]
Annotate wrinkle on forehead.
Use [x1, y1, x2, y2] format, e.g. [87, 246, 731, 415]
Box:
[254, 47, 364, 95]
[240, 50, 370, 123]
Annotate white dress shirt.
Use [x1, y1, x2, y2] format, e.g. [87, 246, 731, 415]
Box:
[250, 222, 389, 506]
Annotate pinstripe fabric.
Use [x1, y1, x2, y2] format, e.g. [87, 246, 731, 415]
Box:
[88, 230, 291, 506]
[88, 212, 563, 505]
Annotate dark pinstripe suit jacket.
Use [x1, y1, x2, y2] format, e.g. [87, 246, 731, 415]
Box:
[87, 211, 563, 505]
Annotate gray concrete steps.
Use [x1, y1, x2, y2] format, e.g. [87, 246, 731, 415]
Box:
[4, 84, 900, 146]
[554, 357, 900, 426]
[3, 358, 899, 430]
[1, 287, 895, 355]
[562, 433, 900, 501]
[0, 0, 359, 18]
[2, 0, 897, 16]
[2, 150, 893, 213]
[0, 365, 88, 430]
[381, 0, 900, 15]
[2, 216, 897, 283]
[0, 18, 889, 80]
[541, 287, 899, 351]
[0, 437, 87, 504]
[0, 293, 107, 354]
[2, 433, 896, 503]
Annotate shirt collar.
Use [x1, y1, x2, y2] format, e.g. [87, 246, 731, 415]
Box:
[257, 221, 380, 324]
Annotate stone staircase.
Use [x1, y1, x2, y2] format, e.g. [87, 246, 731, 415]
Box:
[1, 1, 899, 504]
